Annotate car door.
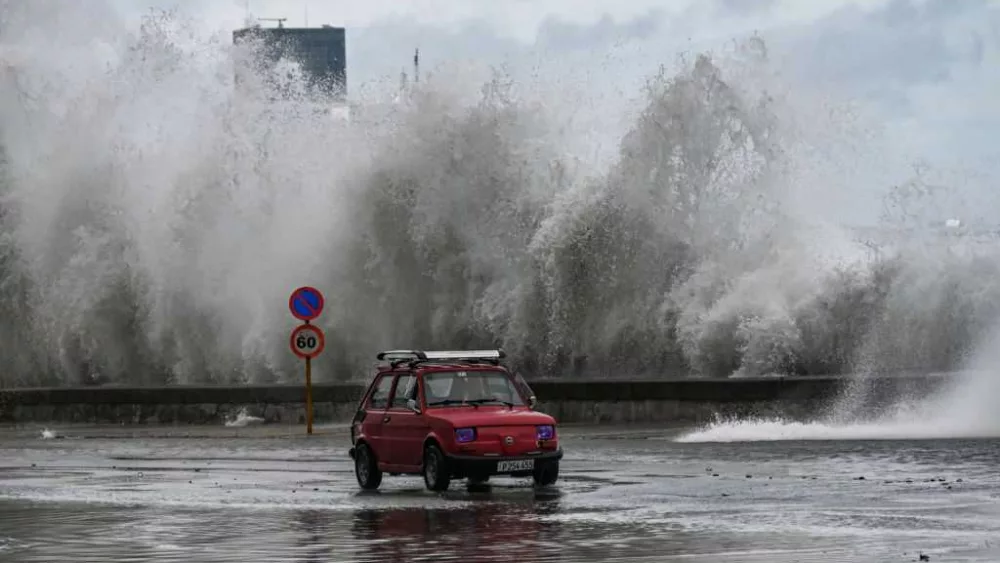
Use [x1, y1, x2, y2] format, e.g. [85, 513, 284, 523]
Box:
[382, 372, 428, 468]
[360, 373, 395, 461]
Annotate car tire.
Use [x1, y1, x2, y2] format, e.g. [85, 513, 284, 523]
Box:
[533, 459, 559, 487]
[422, 444, 451, 492]
[354, 443, 382, 490]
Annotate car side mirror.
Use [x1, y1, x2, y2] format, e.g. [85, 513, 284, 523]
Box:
[406, 398, 421, 414]
[528, 395, 537, 409]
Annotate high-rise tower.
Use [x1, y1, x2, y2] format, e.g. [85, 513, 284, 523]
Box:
[233, 21, 346, 101]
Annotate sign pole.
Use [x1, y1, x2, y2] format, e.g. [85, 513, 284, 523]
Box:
[305, 321, 314, 435]
[289, 286, 325, 436]
[305, 356, 314, 435]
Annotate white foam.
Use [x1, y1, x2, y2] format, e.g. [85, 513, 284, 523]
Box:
[676, 418, 946, 443]
[674, 406, 1000, 443]
[223, 408, 264, 427]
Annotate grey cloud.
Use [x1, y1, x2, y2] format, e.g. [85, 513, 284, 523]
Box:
[536, 10, 662, 50]
[346, 17, 524, 86]
[782, 0, 996, 88]
[714, 0, 779, 17]
[344, 10, 670, 87]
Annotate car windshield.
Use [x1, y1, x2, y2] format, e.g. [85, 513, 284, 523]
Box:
[424, 370, 526, 407]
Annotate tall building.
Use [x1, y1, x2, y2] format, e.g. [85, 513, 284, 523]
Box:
[233, 22, 346, 101]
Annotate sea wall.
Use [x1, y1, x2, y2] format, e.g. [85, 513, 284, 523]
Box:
[0, 374, 952, 426]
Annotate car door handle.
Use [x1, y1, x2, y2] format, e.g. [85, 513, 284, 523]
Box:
[382, 415, 391, 423]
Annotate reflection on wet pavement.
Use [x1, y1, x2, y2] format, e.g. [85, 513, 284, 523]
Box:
[0, 425, 999, 562]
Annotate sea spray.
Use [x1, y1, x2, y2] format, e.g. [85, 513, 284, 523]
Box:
[0, 5, 998, 390]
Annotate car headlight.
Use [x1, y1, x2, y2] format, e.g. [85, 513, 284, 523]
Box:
[455, 427, 476, 443]
[536, 425, 555, 441]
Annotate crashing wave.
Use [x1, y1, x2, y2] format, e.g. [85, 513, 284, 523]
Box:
[0, 6, 997, 386]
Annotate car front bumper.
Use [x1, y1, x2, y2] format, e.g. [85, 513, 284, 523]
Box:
[445, 448, 563, 476]
[346, 446, 563, 476]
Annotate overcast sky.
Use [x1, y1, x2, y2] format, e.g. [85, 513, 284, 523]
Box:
[114, 1, 997, 149]
[37, 0, 1000, 224]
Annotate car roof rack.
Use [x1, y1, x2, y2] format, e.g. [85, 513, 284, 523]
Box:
[376, 349, 506, 369]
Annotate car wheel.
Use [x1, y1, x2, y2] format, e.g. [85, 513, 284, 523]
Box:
[354, 443, 383, 490]
[533, 460, 559, 487]
[422, 444, 451, 492]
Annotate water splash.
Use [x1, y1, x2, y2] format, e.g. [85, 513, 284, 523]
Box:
[674, 400, 1000, 443]
[676, 328, 1000, 443]
[224, 407, 264, 428]
[0, 5, 998, 393]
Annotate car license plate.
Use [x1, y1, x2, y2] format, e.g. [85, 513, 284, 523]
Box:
[497, 459, 534, 472]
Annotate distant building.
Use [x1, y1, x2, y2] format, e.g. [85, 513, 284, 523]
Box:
[232, 23, 346, 102]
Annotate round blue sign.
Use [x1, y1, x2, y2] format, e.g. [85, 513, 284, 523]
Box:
[289, 286, 324, 321]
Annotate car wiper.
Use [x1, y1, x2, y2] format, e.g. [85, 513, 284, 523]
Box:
[467, 398, 514, 408]
[426, 399, 468, 407]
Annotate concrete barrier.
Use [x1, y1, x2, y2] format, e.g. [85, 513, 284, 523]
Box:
[0, 373, 953, 426]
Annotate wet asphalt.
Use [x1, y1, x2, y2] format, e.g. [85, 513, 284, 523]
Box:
[0, 423, 998, 563]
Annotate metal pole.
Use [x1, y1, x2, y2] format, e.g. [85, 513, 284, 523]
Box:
[304, 319, 314, 435]
[306, 355, 313, 434]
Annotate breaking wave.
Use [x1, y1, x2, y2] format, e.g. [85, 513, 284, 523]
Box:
[0, 4, 999, 387]
[675, 323, 1000, 442]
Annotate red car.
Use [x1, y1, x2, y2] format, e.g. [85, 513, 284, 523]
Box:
[348, 349, 562, 491]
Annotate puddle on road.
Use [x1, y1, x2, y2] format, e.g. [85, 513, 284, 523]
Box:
[3, 430, 1000, 562]
[0, 498, 971, 563]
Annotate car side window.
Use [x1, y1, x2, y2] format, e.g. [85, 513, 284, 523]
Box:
[368, 375, 394, 409]
[391, 374, 416, 409]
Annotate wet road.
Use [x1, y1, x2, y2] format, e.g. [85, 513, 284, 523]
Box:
[1, 423, 999, 562]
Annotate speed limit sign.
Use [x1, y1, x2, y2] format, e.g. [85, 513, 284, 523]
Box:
[290, 323, 325, 359]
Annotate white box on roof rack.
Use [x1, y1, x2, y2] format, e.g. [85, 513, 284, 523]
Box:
[375, 349, 506, 361]
[423, 350, 504, 360]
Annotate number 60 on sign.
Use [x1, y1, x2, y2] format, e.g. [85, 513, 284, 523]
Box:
[290, 324, 325, 359]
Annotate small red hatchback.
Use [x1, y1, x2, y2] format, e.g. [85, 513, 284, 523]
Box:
[348, 349, 562, 491]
